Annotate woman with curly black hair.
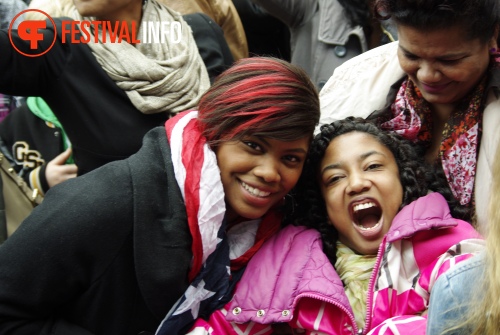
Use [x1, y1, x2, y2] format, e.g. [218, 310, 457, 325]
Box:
[297, 117, 472, 265]
[185, 117, 483, 335]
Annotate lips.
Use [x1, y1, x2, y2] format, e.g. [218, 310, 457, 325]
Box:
[420, 82, 450, 94]
[241, 181, 271, 198]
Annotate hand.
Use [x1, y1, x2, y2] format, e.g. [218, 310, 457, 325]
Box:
[45, 148, 78, 188]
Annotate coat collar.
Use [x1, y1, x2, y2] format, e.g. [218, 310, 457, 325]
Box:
[385, 192, 458, 242]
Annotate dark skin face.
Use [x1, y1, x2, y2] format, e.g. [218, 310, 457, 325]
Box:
[397, 23, 498, 162]
[397, 24, 495, 110]
[215, 136, 309, 225]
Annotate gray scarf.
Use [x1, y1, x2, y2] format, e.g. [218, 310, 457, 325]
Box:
[62, 0, 210, 114]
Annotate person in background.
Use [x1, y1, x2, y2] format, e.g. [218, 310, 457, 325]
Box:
[159, 0, 248, 61]
[0, 57, 320, 335]
[319, 0, 500, 233]
[232, 0, 291, 61]
[186, 117, 483, 335]
[249, 0, 397, 89]
[0, 97, 77, 195]
[426, 142, 500, 335]
[181, 12, 235, 82]
[1, 0, 210, 176]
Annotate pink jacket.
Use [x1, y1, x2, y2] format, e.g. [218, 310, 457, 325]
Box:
[188, 193, 484, 335]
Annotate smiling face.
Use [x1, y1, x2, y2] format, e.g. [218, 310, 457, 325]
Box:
[216, 136, 310, 223]
[319, 132, 403, 255]
[397, 24, 496, 108]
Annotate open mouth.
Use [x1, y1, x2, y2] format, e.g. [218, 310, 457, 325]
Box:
[352, 202, 382, 231]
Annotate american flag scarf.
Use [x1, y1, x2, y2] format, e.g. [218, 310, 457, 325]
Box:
[156, 110, 239, 334]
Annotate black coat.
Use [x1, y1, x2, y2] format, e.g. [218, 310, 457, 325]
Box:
[0, 128, 193, 334]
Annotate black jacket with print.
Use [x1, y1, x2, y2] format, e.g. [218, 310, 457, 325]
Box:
[0, 104, 62, 194]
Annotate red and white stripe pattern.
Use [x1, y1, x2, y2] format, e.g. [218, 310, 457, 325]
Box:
[165, 111, 226, 280]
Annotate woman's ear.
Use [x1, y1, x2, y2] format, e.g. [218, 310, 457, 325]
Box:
[492, 24, 500, 50]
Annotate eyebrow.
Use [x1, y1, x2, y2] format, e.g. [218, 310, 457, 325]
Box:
[257, 137, 308, 154]
[320, 150, 385, 176]
[399, 45, 467, 59]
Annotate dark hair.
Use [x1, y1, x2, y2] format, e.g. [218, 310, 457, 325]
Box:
[196, 57, 320, 146]
[374, 0, 500, 43]
[294, 117, 469, 264]
[337, 0, 372, 28]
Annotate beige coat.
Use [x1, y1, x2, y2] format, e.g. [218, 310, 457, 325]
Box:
[159, 0, 248, 61]
[319, 41, 500, 234]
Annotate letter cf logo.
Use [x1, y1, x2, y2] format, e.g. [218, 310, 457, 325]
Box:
[18, 20, 46, 49]
[8, 9, 57, 57]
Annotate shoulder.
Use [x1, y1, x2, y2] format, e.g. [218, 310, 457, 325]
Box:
[250, 225, 321, 264]
[427, 254, 484, 334]
[227, 225, 344, 324]
[387, 193, 465, 240]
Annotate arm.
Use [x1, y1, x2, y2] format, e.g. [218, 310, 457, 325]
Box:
[0, 18, 70, 97]
[426, 255, 483, 335]
[249, 0, 318, 28]
[368, 227, 484, 335]
[208, 0, 248, 60]
[0, 160, 134, 334]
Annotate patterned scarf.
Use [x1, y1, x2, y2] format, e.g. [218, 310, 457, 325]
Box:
[335, 241, 376, 330]
[380, 53, 500, 206]
[156, 111, 282, 334]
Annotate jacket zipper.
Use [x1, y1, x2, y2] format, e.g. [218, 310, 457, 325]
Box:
[359, 237, 387, 334]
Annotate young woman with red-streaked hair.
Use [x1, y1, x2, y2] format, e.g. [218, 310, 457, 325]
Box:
[0, 57, 319, 335]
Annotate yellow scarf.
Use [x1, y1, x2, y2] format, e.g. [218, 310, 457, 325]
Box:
[335, 241, 376, 330]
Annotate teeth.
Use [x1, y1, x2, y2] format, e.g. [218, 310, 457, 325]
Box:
[358, 222, 380, 231]
[241, 182, 271, 197]
[353, 202, 376, 212]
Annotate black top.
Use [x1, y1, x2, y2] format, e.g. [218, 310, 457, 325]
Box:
[0, 127, 192, 334]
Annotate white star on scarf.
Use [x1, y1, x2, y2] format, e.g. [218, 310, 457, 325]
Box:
[174, 280, 216, 318]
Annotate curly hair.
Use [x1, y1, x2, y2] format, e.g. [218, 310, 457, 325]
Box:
[294, 117, 468, 264]
[374, 0, 499, 44]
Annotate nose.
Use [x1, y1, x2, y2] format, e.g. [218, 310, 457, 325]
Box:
[417, 61, 442, 83]
[254, 157, 281, 183]
[346, 172, 370, 195]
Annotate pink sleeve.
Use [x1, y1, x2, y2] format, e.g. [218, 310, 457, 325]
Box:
[367, 315, 427, 335]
